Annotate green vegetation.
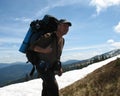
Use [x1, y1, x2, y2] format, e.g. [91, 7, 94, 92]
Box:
[60, 58, 120, 96]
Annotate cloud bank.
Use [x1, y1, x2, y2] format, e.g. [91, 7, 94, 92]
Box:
[14, 17, 32, 23]
[107, 39, 120, 49]
[36, 0, 88, 17]
[114, 22, 120, 33]
[90, 0, 120, 15]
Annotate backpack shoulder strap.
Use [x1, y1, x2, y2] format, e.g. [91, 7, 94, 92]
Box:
[62, 38, 65, 48]
[29, 65, 35, 77]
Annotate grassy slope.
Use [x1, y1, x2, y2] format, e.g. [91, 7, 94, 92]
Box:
[60, 58, 120, 96]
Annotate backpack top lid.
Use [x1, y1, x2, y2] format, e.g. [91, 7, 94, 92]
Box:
[42, 14, 59, 32]
[42, 14, 58, 24]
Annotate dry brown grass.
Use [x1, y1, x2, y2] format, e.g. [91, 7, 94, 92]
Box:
[60, 58, 120, 96]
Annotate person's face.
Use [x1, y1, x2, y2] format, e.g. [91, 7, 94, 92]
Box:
[57, 23, 70, 36]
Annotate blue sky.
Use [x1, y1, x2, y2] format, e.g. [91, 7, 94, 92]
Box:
[0, 0, 120, 63]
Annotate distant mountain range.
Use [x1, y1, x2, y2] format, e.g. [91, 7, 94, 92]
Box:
[0, 63, 10, 69]
[0, 49, 120, 87]
[90, 48, 120, 62]
[63, 59, 80, 65]
[62, 49, 120, 65]
[0, 63, 32, 87]
[63, 49, 120, 71]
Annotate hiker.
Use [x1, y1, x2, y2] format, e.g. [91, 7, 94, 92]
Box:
[30, 19, 72, 96]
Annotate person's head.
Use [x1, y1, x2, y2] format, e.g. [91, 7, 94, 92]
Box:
[56, 19, 72, 37]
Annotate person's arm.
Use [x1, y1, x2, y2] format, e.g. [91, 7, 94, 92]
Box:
[55, 38, 65, 76]
[30, 34, 52, 54]
[33, 44, 52, 54]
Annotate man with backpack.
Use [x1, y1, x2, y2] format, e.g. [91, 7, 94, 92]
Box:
[29, 18, 71, 96]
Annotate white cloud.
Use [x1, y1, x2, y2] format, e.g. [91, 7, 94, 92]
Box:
[61, 43, 113, 61]
[62, 50, 103, 62]
[14, 17, 32, 23]
[0, 37, 23, 51]
[114, 22, 120, 33]
[36, 0, 88, 17]
[90, 0, 120, 15]
[62, 39, 120, 62]
[110, 42, 120, 48]
[107, 39, 114, 43]
[107, 39, 120, 49]
[0, 50, 26, 63]
[0, 37, 22, 44]
[64, 44, 108, 51]
[36, 6, 51, 17]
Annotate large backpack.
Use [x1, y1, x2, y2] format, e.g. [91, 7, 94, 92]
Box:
[19, 15, 59, 77]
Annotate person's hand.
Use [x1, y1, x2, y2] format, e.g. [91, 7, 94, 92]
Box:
[33, 45, 52, 54]
[57, 68, 63, 76]
[44, 45, 52, 53]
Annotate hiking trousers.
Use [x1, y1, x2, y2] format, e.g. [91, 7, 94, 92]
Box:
[40, 70, 59, 96]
